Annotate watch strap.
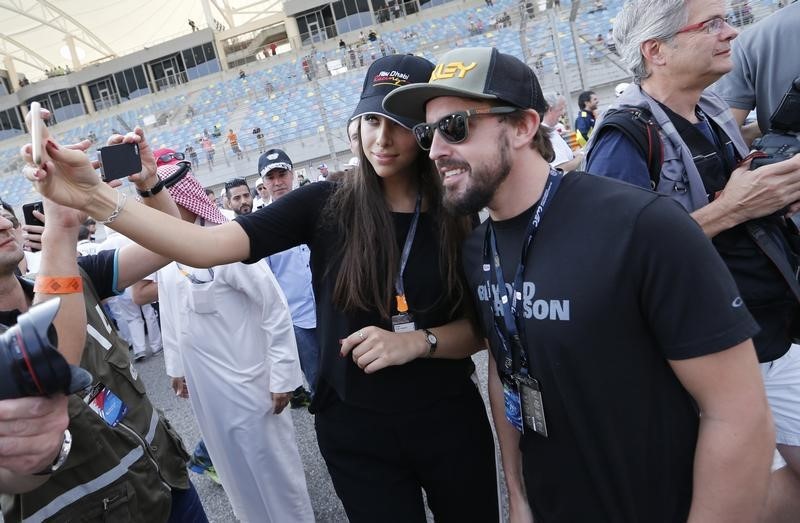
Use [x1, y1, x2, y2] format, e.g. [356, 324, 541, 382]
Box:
[423, 328, 437, 358]
[136, 179, 165, 198]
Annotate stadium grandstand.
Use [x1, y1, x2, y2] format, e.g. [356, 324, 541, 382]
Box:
[0, 0, 782, 208]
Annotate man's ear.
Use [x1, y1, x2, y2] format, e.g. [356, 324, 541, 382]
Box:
[508, 109, 540, 150]
[640, 39, 667, 69]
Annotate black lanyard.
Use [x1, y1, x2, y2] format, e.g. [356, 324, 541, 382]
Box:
[394, 193, 422, 311]
[483, 168, 563, 376]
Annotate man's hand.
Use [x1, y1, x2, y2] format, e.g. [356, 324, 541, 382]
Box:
[719, 154, 800, 223]
[0, 395, 68, 475]
[271, 392, 291, 414]
[171, 377, 189, 399]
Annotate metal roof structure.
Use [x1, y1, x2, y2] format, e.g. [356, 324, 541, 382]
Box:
[0, 0, 284, 81]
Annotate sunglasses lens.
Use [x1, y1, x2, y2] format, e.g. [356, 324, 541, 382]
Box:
[174, 152, 185, 160]
[439, 114, 467, 144]
[413, 124, 434, 150]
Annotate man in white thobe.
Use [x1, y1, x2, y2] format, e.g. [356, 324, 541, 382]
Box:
[154, 161, 314, 523]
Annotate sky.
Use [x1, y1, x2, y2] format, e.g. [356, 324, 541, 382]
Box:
[0, 0, 282, 81]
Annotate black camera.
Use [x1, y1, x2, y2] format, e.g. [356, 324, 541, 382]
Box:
[750, 76, 800, 170]
[0, 298, 92, 400]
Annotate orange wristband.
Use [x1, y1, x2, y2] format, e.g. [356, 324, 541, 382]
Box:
[34, 276, 83, 294]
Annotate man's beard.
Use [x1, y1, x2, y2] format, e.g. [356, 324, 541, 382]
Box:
[442, 134, 512, 215]
[234, 204, 251, 216]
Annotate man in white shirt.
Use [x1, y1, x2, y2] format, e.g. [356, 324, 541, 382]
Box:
[543, 92, 583, 172]
[153, 161, 313, 522]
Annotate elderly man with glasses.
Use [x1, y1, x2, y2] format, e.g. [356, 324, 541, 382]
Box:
[583, 2, 800, 519]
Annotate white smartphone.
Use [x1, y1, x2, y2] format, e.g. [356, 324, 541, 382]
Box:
[30, 101, 42, 165]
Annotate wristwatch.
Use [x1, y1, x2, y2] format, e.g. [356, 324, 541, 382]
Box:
[423, 329, 438, 358]
[33, 429, 72, 476]
[136, 179, 166, 198]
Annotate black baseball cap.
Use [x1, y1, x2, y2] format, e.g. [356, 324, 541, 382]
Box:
[258, 149, 293, 176]
[350, 54, 435, 130]
[383, 47, 547, 122]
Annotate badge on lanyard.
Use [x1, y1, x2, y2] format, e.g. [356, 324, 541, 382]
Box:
[485, 168, 562, 438]
[391, 193, 421, 333]
[516, 374, 548, 437]
[392, 294, 416, 332]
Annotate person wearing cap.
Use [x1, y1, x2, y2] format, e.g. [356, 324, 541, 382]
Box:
[383, 46, 772, 522]
[25, 53, 499, 523]
[151, 163, 313, 523]
[9, 124, 208, 521]
[316, 162, 329, 181]
[257, 149, 320, 406]
[254, 176, 269, 209]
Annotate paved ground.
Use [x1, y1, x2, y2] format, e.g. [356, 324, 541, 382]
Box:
[135, 349, 508, 522]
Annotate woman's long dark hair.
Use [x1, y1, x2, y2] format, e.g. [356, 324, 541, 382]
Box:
[323, 122, 473, 320]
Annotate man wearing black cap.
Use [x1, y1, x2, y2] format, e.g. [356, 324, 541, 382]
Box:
[385, 46, 773, 522]
[257, 149, 320, 406]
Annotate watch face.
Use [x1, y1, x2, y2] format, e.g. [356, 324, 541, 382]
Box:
[426, 333, 437, 345]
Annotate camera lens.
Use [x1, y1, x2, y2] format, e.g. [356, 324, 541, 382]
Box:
[0, 299, 77, 400]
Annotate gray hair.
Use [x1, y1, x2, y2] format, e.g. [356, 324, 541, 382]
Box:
[614, 0, 689, 82]
[543, 92, 564, 112]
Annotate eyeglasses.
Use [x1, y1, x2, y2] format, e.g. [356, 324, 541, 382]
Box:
[675, 15, 731, 35]
[412, 107, 518, 151]
[158, 152, 185, 163]
[224, 177, 246, 189]
[256, 185, 267, 191]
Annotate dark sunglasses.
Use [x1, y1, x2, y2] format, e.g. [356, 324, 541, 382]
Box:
[158, 152, 185, 163]
[412, 107, 518, 150]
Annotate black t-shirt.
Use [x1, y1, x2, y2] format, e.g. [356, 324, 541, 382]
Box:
[235, 182, 475, 412]
[462, 173, 759, 522]
[0, 250, 117, 326]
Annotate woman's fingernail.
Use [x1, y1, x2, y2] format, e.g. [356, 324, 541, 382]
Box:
[46, 140, 59, 150]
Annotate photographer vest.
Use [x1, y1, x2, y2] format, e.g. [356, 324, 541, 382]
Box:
[3, 269, 189, 523]
[585, 85, 800, 363]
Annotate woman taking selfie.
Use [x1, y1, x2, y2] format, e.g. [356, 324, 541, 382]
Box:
[23, 54, 498, 522]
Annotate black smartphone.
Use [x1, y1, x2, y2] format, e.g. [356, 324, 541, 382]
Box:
[22, 201, 44, 227]
[97, 142, 142, 181]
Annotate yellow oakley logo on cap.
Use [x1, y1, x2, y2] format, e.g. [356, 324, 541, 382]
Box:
[430, 62, 478, 81]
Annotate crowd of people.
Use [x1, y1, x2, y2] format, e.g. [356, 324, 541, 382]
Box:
[3, 0, 800, 522]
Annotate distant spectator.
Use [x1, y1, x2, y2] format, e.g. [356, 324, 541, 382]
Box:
[265, 81, 274, 96]
[205, 187, 217, 204]
[297, 174, 311, 186]
[317, 163, 329, 181]
[348, 47, 357, 68]
[239, 69, 246, 79]
[368, 29, 377, 42]
[270, 42, 277, 55]
[253, 127, 266, 153]
[339, 38, 346, 50]
[201, 136, 215, 169]
[188, 19, 197, 31]
[185, 144, 199, 165]
[302, 57, 312, 81]
[227, 129, 243, 160]
[606, 28, 617, 55]
[485, 0, 493, 6]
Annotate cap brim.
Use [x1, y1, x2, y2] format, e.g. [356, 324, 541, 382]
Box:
[351, 94, 420, 130]
[67, 365, 93, 394]
[383, 84, 499, 123]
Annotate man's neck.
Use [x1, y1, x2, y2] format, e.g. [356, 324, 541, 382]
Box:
[488, 155, 552, 221]
[0, 272, 28, 313]
[641, 76, 705, 123]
